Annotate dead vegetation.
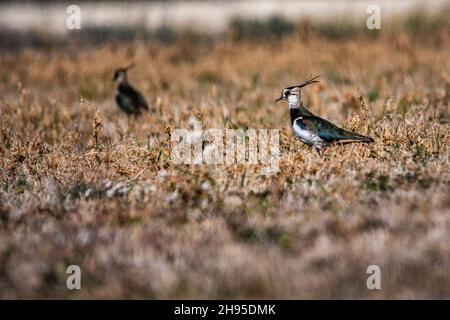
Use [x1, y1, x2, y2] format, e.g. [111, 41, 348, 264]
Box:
[0, 18, 449, 298]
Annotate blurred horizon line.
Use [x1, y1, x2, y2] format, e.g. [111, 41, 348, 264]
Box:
[1, 0, 449, 36]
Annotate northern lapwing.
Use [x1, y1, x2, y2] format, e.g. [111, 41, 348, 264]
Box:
[275, 75, 319, 116]
[275, 75, 373, 155]
[113, 64, 149, 115]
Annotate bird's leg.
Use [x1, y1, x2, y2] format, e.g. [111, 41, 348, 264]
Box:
[315, 147, 322, 156]
[127, 115, 132, 133]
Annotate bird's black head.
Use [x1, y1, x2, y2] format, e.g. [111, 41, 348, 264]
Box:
[113, 64, 135, 82]
[275, 75, 320, 102]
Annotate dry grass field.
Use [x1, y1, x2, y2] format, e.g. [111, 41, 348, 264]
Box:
[0, 14, 449, 299]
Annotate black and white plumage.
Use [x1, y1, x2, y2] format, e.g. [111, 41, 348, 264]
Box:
[275, 75, 319, 117]
[113, 65, 148, 115]
[276, 75, 373, 154]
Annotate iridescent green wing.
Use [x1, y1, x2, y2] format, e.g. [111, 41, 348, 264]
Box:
[124, 84, 148, 111]
[302, 116, 372, 143]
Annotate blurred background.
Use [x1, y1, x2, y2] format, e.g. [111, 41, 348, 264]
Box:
[1, 0, 449, 48]
[0, 1, 449, 299]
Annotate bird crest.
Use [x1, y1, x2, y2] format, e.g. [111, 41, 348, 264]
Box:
[113, 63, 135, 82]
[275, 75, 320, 102]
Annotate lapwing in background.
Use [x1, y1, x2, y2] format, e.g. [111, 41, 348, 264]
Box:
[113, 64, 149, 115]
[275, 75, 373, 155]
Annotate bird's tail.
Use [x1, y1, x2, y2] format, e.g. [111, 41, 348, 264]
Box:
[337, 130, 374, 143]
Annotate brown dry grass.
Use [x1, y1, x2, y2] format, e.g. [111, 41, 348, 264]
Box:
[0, 27, 449, 298]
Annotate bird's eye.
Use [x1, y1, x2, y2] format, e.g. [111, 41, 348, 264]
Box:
[284, 90, 290, 97]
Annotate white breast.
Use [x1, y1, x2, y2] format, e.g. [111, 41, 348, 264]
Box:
[292, 118, 323, 146]
[288, 95, 299, 109]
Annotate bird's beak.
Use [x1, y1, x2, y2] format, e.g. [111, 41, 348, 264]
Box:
[275, 97, 282, 102]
